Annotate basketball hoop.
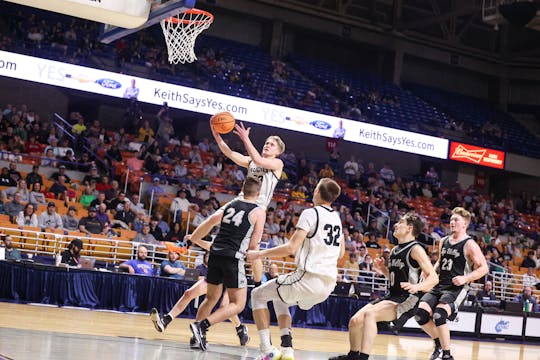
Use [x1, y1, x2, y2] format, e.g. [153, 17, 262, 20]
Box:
[160, 8, 214, 64]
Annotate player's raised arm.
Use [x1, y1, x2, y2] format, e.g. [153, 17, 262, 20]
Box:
[234, 122, 284, 172]
[211, 125, 250, 168]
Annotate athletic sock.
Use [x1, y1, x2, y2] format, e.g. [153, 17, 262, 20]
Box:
[434, 338, 441, 348]
[200, 319, 211, 332]
[163, 314, 173, 326]
[258, 328, 272, 352]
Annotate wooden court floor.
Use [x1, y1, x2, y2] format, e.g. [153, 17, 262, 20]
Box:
[0, 302, 538, 360]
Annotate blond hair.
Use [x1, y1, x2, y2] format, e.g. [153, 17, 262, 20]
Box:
[452, 207, 471, 224]
[266, 135, 285, 154]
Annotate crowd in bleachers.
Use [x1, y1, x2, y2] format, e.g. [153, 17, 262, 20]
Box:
[1, 2, 539, 158]
[0, 3, 540, 306]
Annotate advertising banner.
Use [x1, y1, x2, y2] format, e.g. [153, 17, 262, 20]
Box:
[449, 141, 505, 169]
[480, 313, 523, 336]
[0, 50, 449, 159]
[525, 317, 540, 337]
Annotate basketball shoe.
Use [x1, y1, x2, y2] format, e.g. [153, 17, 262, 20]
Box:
[256, 346, 282, 360]
[429, 346, 442, 360]
[150, 308, 169, 332]
[190, 322, 207, 351]
[236, 324, 250, 346]
[281, 346, 294, 360]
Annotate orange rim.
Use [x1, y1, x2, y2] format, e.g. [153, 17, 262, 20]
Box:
[165, 8, 214, 25]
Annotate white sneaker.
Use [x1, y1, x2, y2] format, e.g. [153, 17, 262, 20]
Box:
[281, 346, 294, 360]
[256, 346, 282, 360]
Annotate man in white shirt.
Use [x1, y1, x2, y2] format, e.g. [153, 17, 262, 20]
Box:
[523, 267, 540, 289]
[379, 163, 396, 184]
[343, 156, 359, 182]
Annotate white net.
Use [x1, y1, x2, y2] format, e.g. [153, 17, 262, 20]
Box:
[160, 9, 213, 64]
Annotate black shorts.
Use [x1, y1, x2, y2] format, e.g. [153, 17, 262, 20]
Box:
[420, 285, 468, 315]
[206, 253, 247, 289]
[372, 293, 420, 323]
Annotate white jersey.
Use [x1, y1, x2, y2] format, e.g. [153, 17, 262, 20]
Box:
[239, 161, 279, 210]
[294, 205, 343, 280]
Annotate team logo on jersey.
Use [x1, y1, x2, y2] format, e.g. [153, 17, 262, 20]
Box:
[310, 120, 332, 130]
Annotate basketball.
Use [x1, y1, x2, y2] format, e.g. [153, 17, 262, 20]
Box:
[210, 112, 236, 134]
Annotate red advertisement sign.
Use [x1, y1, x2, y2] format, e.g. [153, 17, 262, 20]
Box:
[449, 142, 505, 169]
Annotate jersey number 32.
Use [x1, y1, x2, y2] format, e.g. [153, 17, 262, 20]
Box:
[323, 224, 341, 246]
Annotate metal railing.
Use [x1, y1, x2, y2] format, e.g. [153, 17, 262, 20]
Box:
[366, 203, 391, 239]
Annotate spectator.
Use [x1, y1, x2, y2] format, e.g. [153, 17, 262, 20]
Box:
[78, 206, 105, 235]
[16, 203, 38, 227]
[130, 193, 146, 215]
[264, 215, 280, 236]
[120, 245, 153, 276]
[60, 238, 83, 266]
[108, 191, 127, 213]
[160, 250, 186, 279]
[38, 202, 63, 229]
[523, 267, 540, 290]
[0, 167, 16, 187]
[62, 205, 80, 231]
[3, 235, 21, 260]
[2, 179, 29, 203]
[365, 233, 381, 249]
[82, 166, 101, 186]
[154, 212, 170, 236]
[50, 165, 71, 184]
[476, 280, 497, 301]
[89, 192, 107, 210]
[112, 200, 137, 229]
[165, 222, 185, 246]
[8, 161, 22, 183]
[5, 192, 26, 222]
[25, 165, 43, 188]
[379, 163, 395, 184]
[195, 251, 209, 277]
[95, 203, 111, 228]
[133, 223, 161, 246]
[522, 250, 538, 269]
[149, 216, 164, 241]
[48, 175, 69, 200]
[79, 186, 96, 209]
[262, 262, 280, 283]
[513, 286, 539, 312]
[28, 182, 46, 205]
[343, 155, 359, 182]
[170, 189, 192, 220]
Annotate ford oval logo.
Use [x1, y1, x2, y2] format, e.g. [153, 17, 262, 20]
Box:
[310, 120, 331, 130]
[96, 78, 122, 89]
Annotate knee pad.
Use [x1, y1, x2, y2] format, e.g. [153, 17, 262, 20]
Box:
[433, 307, 448, 327]
[414, 308, 431, 326]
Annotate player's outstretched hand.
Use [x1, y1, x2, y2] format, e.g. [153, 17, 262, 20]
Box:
[400, 282, 418, 294]
[233, 122, 251, 141]
[373, 257, 386, 271]
[452, 275, 467, 286]
[246, 250, 260, 261]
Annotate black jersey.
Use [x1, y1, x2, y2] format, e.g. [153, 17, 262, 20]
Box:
[387, 241, 421, 296]
[439, 236, 472, 287]
[211, 199, 259, 259]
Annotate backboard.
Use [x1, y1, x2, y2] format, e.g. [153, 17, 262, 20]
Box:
[4, 0, 154, 29]
[99, 0, 196, 44]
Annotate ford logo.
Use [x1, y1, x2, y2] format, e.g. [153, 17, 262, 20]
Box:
[96, 78, 122, 89]
[310, 120, 331, 130]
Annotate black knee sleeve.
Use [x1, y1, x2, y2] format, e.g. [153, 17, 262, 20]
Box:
[433, 307, 448, 327]
[415, 308, 431, 326]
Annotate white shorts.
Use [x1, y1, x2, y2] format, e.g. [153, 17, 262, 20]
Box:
[275, 270, 336, 310]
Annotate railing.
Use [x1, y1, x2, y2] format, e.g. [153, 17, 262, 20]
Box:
[366, 203, 391, 239]
[2, 224, 391, 293]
